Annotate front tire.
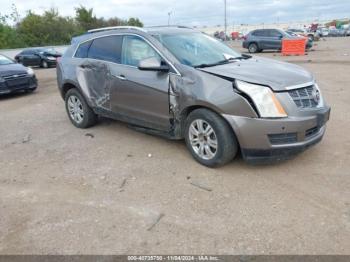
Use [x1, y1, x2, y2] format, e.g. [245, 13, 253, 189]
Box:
[184, 109, 238, 167]
[65, 88, 98, 128]
[41, 60, 49, 68]
[248, 43, 259, 53]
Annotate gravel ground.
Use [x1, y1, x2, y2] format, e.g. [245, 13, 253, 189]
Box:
[0, 37, 349, 255]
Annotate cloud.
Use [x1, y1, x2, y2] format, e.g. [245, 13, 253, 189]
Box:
[1, 0, 349, 26]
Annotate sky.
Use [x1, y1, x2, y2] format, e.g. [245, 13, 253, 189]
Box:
[1, 0, 349, 26]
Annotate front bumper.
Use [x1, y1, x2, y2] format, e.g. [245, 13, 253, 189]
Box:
[45, 59, 57, 67]
[0, 76, 37, 95]
[223, 106, 330, 164]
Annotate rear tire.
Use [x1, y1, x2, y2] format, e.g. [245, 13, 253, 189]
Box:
[65, 88, 98, 128]
[248, 43, 259, 53]
[184, 108, 238, 167]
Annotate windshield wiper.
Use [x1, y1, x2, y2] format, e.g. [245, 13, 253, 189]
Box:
[233, 54, 252, 60]
[194, 55, 252, 68]
[194, 58, 234, 68]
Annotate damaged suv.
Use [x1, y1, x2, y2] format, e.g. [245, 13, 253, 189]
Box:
[57, 26, 330, 167]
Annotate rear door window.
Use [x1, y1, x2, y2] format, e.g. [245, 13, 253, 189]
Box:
[253, 30, 267, 37]
[269, 30, 282, 38]
[22, 50, 34, 55]
[87, 35, 123, 63]
[121, 35, 161, 67]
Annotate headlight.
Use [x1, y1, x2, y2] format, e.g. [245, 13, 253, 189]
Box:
[235, 80, 287, 118]
[27, 67, 34, 76]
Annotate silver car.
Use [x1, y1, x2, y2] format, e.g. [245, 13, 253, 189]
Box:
[57, 26, 330, 167]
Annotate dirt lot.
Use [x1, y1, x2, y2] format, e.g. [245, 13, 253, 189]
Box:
[0, 37, 349, 255]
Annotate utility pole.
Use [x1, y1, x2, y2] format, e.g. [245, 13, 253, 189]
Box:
[168, 11, 172, 26]
[224, 0, 227, 41]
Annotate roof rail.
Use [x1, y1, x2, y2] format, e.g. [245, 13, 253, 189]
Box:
[87, 26, 146, 33]
[146, 25, 193, 29]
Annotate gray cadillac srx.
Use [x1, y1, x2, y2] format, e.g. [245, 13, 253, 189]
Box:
[57, 26, 330, 167]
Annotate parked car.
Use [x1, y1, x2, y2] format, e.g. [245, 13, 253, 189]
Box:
[0, 54, 37, 95]
[15, 48, 62, 68]
[243, 29, 312, 53]
[317, 28, 329, 37]
[305, 30, 320, 41]
[287, 29, 319, 41]
[286, 31, 313, 48]
[328, 28, 347, 37]
[57, 26, 330, 167]
[287, 29, 305, 34]
[214, 31, 229, 41]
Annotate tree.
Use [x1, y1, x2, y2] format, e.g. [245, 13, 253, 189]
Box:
[0, 23, 24, 48]
[0, 4, 144, 48]
[127, 17, 143, 27]
[75, 5, 98, 31]
[0, 5, 24, 48]
[17, 9, 80, 46]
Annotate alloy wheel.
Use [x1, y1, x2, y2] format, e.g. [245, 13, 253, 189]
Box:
[67, 95, 84, 124]
[249, 44, 257, 53]
[188, 119, 218, 160]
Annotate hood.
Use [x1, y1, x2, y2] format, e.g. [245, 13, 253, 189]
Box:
[44, 52, 62, 57]
[199, 57, 314, 91]
[0, 63, 28, 77]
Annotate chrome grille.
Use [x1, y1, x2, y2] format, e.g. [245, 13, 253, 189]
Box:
[288, 85, 319, 109]
[3, 74, 30, 88]
[3, 73, 28, 81]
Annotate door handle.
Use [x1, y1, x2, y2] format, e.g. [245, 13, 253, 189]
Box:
[115, 74, 127, 81]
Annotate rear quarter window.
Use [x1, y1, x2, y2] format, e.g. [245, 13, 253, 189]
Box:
[75, 41, 92, 58]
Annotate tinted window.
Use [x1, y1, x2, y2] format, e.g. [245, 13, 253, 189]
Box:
[121, 35, 161, 67]
[88, 35, 122, 63]
[75, 41, 92, 58]
[22, 50, 34, 55]
[269, 30, 282, 37]
[252, 30, 267, 37]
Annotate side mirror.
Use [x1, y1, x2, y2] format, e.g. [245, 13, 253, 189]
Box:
[138, 57, 169, 72]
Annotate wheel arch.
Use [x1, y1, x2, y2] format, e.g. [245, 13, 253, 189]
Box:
[248, 41, 259, 49]
[179, 104, 240, 149]
[61, 82, 78, 99]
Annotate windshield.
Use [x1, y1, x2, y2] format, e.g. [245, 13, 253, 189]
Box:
[39, 48, 58, 55]
[154, 32, 241, 67]
[0, 55, 14, 65]
[286, 31, 297, 37]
